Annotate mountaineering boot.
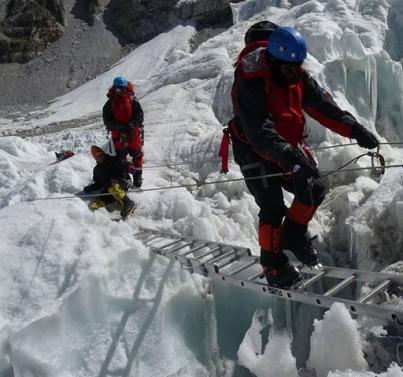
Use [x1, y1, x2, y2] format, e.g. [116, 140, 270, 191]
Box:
[282, 218, 319, 267]
[121, 195, 136, 219]
[258, 221, 301, 288]
[264, 262, 302, 288]
[88, 198, 106, 211]
[108, 182, 126, 206]
[107, 182, 136, 219]
[132, 169, 143, 188]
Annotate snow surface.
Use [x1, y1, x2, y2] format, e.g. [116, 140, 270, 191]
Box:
[0, 0, 403, 376]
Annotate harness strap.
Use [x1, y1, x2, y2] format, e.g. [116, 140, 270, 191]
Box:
[218, 127, 231, 173]
[240, 161, 264, 171]
[241, 161, 270, 188]
[228, 118, 249, 144]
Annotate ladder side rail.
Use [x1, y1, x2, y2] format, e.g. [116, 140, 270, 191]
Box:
[148, 245, 403, 324]
[301, 266, 403, 286]
[136, 230, 403, 324]
[208, 271, 403, 324]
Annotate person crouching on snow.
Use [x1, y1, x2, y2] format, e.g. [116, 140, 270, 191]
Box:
[84, 146, 136, 219]
[103, 76, 144, 188]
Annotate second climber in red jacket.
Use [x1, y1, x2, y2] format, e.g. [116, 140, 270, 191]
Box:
[230, 26, 379, 288]
[103, 76, 144, 188]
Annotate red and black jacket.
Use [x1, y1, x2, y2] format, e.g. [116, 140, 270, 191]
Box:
[103, 81, 144, 131]
[230, 47, 359, 170]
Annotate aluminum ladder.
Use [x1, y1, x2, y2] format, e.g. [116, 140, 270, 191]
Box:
[134, 227, 403, 325]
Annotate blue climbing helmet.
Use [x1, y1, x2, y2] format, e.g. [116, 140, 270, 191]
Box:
[266, 26, 307, 63]
[113, 76, 128, 88]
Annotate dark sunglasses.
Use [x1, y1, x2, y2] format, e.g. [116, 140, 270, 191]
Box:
[114, 86, 127, 95]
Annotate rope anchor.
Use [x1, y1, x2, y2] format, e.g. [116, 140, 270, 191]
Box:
[369, 148, 386, 176]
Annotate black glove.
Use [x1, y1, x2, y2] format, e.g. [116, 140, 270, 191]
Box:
[281, 145, 319, 180]
[351, 124, 379, 149]
[121, 126, 132, 134]
[127, 121, 141, 129]
[105, 122, 125, 131]
[292, 161, 319, 182]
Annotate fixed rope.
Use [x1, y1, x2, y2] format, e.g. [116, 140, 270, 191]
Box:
[319, 151, 386, 178]
[27, 161, 403, 203]
[143, 141, 402, 170]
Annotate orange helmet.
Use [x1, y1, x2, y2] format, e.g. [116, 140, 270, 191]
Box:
[90, 145, 105, 161]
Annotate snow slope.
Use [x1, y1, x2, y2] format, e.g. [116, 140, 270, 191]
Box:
[0, 0, 402, 376]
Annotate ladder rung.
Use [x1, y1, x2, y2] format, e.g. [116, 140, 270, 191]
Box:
[207, 248, 236, 264]
[227, 259, 258, 277]
[143, 235, 163, 244]
[359, 280, 390, 303]
[214, 254, 242, 273]
[323, 275, 356, 297]
[247, 269, 265, 282]
[163, 242, 192, 254]
[180, 243, 208, 257]
[193, 246, 221, 260]
[136, 232, 153, 240]
[159, 239, 183, 250]
[214, 254, 256, 273]
[298, 270, 328, 290]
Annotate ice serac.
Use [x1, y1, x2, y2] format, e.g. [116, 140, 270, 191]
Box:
[347, 168, 403, 271]
[307, 303, 368, 377]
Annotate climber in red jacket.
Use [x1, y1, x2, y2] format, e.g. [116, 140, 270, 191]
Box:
[103, 76, 144, 188]
[229, 25, 379, 288]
